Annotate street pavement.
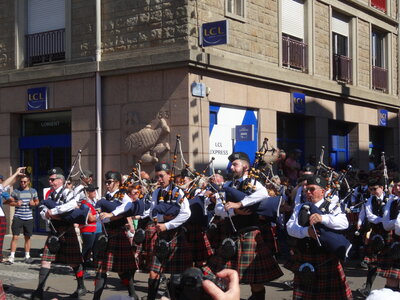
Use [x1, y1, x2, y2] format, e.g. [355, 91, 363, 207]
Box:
[0, 234, 385, 300]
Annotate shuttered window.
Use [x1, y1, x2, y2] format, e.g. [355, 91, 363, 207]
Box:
[332, 12, 349, 37]
[282, 0, 305, 39]
[28, 0, 65, 34]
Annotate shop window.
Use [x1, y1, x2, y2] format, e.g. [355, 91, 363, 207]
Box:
[26, 0, 66, 66]
[372, 29, 388, 92]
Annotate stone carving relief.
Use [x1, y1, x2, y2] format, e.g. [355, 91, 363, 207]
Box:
[125, 117, 170, 163]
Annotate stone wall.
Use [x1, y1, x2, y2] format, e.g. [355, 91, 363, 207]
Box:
[0, 0, 15, 70]
[392, 33, 398, 96]
[101, 0, 189, 55]
[357, 18, 370, 89]
[314, 1, 330, 79]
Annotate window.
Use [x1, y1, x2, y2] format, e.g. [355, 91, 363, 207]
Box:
[371, 0, 386, 12]
[372, 29, 387, 92]
[225, 0, 245, 20]
[332, 12, 352, 83]
[281, 0, 307, 72]
[26, 0, 66, 66]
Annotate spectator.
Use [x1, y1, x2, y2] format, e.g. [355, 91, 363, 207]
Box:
[4, 175, 39, 264]
[284, 149, 302, 186]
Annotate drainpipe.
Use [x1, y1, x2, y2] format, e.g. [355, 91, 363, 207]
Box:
[96, 0, 102, 192]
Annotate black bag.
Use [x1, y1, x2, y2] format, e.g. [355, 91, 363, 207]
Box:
[371, 234, 385, 254]
[220, 238, 237, 260]
[390, 242, 400, 260]
[133, 228, 146, 244]
[297, 263, 317, 286]
[95, 233, 109, 254]
[47, 235, 61, 254]
[155, 239, 171, 260]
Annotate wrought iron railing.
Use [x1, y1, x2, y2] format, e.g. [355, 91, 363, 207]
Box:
[282, 35, 308, 72]
[26, 28, 65, 66]
[372, 65, 388, 92]
[333, 54, 352, 84]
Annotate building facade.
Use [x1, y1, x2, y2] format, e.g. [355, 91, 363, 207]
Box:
[0, 0, 399, 230]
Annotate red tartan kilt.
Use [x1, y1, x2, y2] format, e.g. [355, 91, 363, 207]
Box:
[136, 222, 157, 271]
[377, 250, 400, 279]
[364, 228, 393, 266]
[42, 225, 83, 265]
[292, 252, 352, 300]
[259, 223, 278, 254]
[224, 229, 283, 284]
[346, 212, 359, 227]
[97, 227, 136, 273]
[185, 223, 213, 262]
[150, 227, 192, 275]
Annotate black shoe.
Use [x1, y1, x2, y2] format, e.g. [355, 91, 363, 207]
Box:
[357, 287, 370, 298]
[29, 288, 44, 300]
[68, 287, 87, 299]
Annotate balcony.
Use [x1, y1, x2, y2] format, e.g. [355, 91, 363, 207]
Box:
[26, 29, 65, 67]
[333, 54, 352, 84]
[372, 65, 388, 92]
[282, 35, 308, 73]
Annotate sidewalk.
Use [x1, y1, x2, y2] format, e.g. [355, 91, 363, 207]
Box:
[0, 234, 384, 299]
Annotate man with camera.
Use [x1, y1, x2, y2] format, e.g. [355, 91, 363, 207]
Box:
[4, 174, 39, 264]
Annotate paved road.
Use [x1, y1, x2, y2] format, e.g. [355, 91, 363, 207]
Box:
[0, 234, 385, 299]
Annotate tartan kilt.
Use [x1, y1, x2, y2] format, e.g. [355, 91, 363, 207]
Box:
[149, 227, 192, 275]
[41, 224, 83, 265]
[293, 252, 352, 300]
[377, 235, 400, 279]
[136, 222, 157, 271]
[185, 223, 213, 263]
[221, 229, 283, 284]
[363, 227, 393, 266]
[97, 226, 137, 273]
[259, 223, 278, 254]
[206, 218, 227, 251]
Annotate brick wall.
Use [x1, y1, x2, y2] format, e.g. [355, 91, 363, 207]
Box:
[357, 18, 370, 89]
[0, 0, 15, 70]
[314, 1, 330, 78]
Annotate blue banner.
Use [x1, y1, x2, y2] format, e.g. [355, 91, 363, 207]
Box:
[378, 109, 388, 126]
[201, 20, 228, 47]
[292, 92, 306, 114]
[27, 87, 48, 111]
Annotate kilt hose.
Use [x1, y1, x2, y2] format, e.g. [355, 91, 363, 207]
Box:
[219, 229, 283, 284]
[41, 223, 83, 265]
[185, 223, 213, 263]
[97, 226, 137, 274]
[293, 252, 352, 300]
[150, 227, 192, 275]
[0, 217, 6, 261]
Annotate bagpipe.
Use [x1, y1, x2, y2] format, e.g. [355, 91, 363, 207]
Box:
[298, 201, 352, 260]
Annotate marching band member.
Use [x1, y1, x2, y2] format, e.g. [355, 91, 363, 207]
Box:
[216, 152, 283, 300]
[377, 176, 400, 291]
[147, 162, 192, 300]
[93, 171, 144, 300]
[286, 175, 352, 299]
[358, 177, 389, 297]
[30, 167, 86, 300]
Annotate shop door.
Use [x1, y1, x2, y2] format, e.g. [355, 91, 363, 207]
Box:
[19, 111, 71, 232]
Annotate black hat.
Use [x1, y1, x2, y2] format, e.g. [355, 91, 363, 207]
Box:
[105, 170, 122, 182]
[302, 165, 316, 174]
[155, 162, 170, 172]
[48, 167, 64, 176]
[368, 177, 384, 187]
[84, 184, 98, 192]
[228, 152, 250, 164]
[80, 169, 93, 178]
[306, 175, 327, 189]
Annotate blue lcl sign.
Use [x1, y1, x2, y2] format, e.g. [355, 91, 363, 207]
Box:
[378, 109, 388, 126]
[292, 92, 306, 114]
[27, 87, 48, 111]
[200, 20, 228, 47]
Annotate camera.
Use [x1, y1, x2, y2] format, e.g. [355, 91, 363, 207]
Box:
[168, 267, 226, 300]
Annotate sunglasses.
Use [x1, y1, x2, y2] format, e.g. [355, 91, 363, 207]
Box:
[49, 178, 59, 182]
[105, 180, 114, 185]
[305, 187, 321, 193]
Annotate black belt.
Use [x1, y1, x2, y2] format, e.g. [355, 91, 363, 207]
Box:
[237, 226, 259, 235]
